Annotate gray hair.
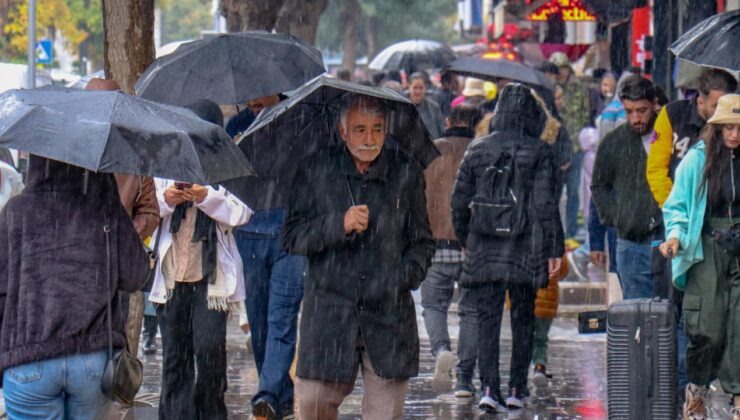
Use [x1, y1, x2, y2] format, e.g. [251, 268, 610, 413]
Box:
[339, 95, 387, 131]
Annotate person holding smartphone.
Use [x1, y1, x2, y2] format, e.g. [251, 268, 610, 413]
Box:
[148, 100, 253, 420]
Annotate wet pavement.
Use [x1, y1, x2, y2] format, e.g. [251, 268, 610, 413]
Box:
[102, 290, 734, 420]
[0, 292, 733, 419]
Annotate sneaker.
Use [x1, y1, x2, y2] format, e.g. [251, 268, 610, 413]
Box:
[253, 398, 278, 420]
[506, 387, 530, 410]
[454, 379, 475, 398]
[532, 364, 548, 387]
[478, 386, 507, 413]
[433, 350, 455, 384]
[143, 341, 156, 355]
[683, 384, 708, 420]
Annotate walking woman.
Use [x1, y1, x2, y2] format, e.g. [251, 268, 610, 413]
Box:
[0, 156, 150, 419]
[660, 94, 740, 420]
[149, 100, 253, 419]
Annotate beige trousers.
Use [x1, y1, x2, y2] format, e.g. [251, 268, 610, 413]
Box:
[296, 350, 409, 420]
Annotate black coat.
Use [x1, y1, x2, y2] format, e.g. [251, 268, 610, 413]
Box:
[282, 146, 435, 382]
[0, 157, 150, 374]
[451, 85, 565, 289]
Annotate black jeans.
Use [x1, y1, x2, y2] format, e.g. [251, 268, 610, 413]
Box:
[474, 281, 536, 398]
[156, 280, 228, 420]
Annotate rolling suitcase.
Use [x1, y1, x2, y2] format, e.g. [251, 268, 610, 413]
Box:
[607, 298, 676, 419]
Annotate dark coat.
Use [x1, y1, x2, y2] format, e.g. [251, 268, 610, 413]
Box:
[591, 123, 662, 242]
[451, 84, 565, 289]
[0, 157, 150, 374]
[282, 146, 435, 382]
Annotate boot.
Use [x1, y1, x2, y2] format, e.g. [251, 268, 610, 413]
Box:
[142, 315, 157, 355]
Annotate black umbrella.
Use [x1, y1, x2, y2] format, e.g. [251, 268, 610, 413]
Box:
[222, 76, 440, 204]
[0, 89, 254, 184]
[369, 40, 456, 73]
[446, 57, 554, 89]
[135, 32, 326, 106]
[670, 9, 740, 73]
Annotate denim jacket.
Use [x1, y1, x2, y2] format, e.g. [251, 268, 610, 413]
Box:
[662, 142, 707, 290]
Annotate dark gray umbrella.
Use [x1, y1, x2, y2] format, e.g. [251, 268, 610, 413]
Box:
[222, 76, 440, 204]
[135, 32, 326, 106]
[0, 88, 254, 184]
[670, 9, 740, 73]
[446, 57, 554, 89]
[369, 40, 456, 73]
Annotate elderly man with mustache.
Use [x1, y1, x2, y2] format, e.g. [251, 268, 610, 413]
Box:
[281, 95, 435, 420]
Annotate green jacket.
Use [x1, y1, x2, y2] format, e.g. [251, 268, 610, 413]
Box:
[559, 78, 591, 151]
[662, 141, 707, 290]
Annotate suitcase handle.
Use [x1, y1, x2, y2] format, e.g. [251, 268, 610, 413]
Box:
[645, 319, 654, 398]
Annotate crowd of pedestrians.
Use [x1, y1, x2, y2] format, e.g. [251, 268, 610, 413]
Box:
[0, 44, 739, 420]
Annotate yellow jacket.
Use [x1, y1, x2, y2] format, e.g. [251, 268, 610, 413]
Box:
[646, 99, 705, 207]
[646, 107, 674, 207]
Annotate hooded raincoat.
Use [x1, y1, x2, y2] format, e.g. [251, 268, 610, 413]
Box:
[451, 84, 565, 289]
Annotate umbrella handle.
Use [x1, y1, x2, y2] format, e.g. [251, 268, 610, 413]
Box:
[82, 170, 89, 195]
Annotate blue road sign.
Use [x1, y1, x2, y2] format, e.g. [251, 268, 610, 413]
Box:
[35, 39, 53, 64]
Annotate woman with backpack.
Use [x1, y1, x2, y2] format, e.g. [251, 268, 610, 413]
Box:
[660, 94, 740, 420]
[451, 83, 564, 413]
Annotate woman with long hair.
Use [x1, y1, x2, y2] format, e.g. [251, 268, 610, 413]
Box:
[660, 94, 740, 420]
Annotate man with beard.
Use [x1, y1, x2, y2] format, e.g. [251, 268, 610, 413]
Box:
[591, 75, 662, 300]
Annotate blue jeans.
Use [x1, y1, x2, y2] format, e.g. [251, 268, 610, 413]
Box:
[616, 238, 653, 299]
[564, 150, 583, 238]
[420, 262, 478, 379]
[237, 231, 305, 414]
[3, 350, 110, 420]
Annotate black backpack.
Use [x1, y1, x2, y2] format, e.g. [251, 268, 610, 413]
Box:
[468, 142, 528, 237]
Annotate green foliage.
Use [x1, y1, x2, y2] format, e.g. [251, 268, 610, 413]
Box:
[316, 0, 458, 57]
[158, 0, 212, 45]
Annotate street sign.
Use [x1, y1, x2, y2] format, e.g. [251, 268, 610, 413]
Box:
[35, 39, 53, 64]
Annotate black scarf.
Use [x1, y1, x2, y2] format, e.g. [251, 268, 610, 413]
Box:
[169, 200, 218, 285]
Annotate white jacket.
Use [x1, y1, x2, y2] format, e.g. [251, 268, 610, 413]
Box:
[0, 161, 23, 212]
[149, 179, 253, 306]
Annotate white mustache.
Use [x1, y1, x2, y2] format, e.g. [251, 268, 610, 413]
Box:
[356, 145, 380, 152]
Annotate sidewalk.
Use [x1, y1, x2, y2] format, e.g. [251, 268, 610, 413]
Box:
[0, 302, 732, 419]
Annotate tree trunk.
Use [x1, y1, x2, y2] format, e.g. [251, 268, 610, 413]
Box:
[274, 0, 329, 44]
[221, 0, 283, 33]
[340, 0, 360, 72]
[102, 0, 155, 353]
[102, 0, 155, 94]
[365, 15, 379, 62]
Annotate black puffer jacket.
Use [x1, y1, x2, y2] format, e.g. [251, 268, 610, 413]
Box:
[0, 157, 149, 374]
[451, 84, 565, 289]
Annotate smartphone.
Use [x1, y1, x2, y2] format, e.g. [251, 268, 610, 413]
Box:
[175, 182, 193, 190]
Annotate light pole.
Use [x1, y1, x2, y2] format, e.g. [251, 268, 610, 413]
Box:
[27, 0, 36, 89]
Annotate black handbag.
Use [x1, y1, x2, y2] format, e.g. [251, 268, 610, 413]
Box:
[578, 310, 607, 334]
[100, 219, 144, 405]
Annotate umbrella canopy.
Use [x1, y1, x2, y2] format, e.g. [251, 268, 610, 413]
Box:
[0, 89, 254, 184]
[222, 76, 440, 204]
[369, 39, 456, 73]
[446, 57, 554, 89]
[135, 32, 326, 106]
[670, 9, 740, 73]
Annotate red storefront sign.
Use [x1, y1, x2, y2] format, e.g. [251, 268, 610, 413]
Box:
[631, 6, 652, 72]
[527, 0, 597, 22]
